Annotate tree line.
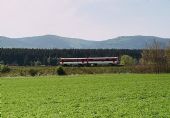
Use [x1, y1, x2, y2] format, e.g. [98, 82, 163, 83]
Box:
[140, 40, 170, 73]
[0, 48, 142, 66]
[119, 40, 170, 73]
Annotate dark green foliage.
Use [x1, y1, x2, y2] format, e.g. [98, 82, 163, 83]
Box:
[0, 65, 10, 73]
[19, 70, 25, 76]
[47, 57, 58, 66]
[0, 48, 142, 66]
[28, 69, 38, 76]
[0, 60, 4, 64]
[34, 60, 41, 66]
[57, 66, 66, 75]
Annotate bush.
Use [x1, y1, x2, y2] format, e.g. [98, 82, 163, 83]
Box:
[57, 66, 66, 75]
[19, 70, 27, 76]
[28, 69, 38, 76]
[0, 65, 11, 73]
[120, 55, 136, 66]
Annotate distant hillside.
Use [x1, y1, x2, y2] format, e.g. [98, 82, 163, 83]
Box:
[100, 36, 170, 49]
[0, 35, 170, 49]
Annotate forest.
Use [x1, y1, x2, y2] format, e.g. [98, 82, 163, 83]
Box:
[0, 48, 142, 66]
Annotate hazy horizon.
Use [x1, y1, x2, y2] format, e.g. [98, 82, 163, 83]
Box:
[1, 34, 170, 42]
[0, 0, 170, 41]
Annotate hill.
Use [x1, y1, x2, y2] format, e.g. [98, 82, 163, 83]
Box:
[0, 35, 170, 49]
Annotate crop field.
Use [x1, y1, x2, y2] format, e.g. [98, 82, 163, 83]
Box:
[1, 74, 170, 118]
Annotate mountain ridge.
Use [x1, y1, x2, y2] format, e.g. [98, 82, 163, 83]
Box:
[0, 35, 170, 49]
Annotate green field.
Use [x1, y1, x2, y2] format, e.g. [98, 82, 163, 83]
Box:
[1, 74, 170, 118]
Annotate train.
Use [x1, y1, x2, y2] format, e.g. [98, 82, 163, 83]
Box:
[59, 57, 119, 66]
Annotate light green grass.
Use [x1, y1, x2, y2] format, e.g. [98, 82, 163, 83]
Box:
[1, 74, 170, 118]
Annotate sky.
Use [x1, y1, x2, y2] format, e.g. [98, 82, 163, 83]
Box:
[0, 0, 170, 40]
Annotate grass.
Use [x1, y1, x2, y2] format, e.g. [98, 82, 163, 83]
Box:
[1, 74, 170, 118]
[2, 65, 170, 77]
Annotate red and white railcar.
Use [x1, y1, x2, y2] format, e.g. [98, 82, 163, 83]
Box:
[59, 57, 119, 66]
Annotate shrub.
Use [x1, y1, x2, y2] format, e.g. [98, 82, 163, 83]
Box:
[57, 66, 66, 75]
[0, 65, 11, 73]
[19, 70, 26, 76]
[120, 55, 136, 66]
[28, 69, 38, 76]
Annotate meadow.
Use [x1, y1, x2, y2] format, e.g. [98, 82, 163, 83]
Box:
[1, 74, 170, 118]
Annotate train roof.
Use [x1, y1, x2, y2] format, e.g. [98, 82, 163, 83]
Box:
[60, 57, 118, 60]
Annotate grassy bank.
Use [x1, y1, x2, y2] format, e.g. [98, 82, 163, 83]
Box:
[1, 65, 170, 77]
[1, 74, 170, 117]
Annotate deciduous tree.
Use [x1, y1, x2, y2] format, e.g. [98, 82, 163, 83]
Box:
[141, 40, 167, 73]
